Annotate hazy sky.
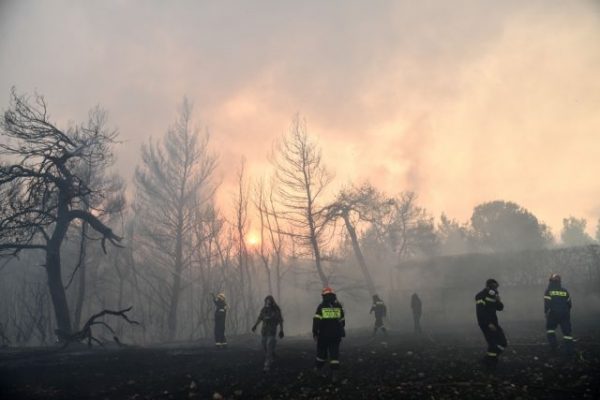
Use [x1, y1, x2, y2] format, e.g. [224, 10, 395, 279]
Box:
[1, 0, 599, 237]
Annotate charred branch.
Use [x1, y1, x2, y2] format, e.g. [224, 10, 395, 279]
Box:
[56, 306, 139, 348]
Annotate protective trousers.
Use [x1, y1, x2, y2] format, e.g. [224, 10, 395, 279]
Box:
[214, 315, 227, 346]
[546, 313, 573, 355]
[261, 335, 277, 369]
[413, 312, 422, 334]
[315, 338, 341, 370]
[373, 317, 387, 336]
[480, 324, 507, 366]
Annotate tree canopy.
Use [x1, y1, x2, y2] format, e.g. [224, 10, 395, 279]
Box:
[470, 200, 553, 253]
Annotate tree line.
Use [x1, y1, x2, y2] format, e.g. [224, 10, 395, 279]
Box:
[1, 89, 598, 345]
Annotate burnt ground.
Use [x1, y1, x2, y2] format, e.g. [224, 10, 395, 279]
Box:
[1, 321, 599, 400]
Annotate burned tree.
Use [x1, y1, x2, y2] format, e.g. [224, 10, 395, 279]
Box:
[324, 184, 392, 295]
[67, 141, 125, 331]
[254, 177, 286, 301]
[57, 306, 139, 348]
[271, 115, 332, 287]
[134, 98, 217, 341]
[374, 192, 438, 260]
[0, 88, 123, 336]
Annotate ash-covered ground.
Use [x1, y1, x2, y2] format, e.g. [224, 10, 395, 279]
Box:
[1, 321, 599, 400]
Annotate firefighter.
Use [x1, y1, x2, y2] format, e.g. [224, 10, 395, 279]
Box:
[212, 293, 228, 348]
[370, 294, 387, 337]
[252, 295, 284, 372]
[313, 287, 345, 382]
[411, 293, 422, 334]
[544, 273, 574, 355]
[475, 278, 507, 369]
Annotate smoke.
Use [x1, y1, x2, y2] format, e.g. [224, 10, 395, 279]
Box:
[1, 0, 599, 233]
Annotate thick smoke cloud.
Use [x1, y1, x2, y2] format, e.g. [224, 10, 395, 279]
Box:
[1, 0, 599, 233]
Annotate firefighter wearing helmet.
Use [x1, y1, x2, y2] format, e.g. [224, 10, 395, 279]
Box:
[544, 273, 574, 355]
[212, 292, 228, 348]
[370, 294, 388, 337]
[475, 278, 507, 369]
[313, 287, 346, 382]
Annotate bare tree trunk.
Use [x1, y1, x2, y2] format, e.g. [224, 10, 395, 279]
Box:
[244, 251, 256, 328]
[47, 198, 72, 335]
[308, 218, 328, 286]
[167, 218, 184, 341]
[256, 184, 274, 296]
[271, 115, 332, 289]
[262, 257, 274, 296]
[275, 259, 281, 302]
[268, 192, 284, 302]
[47, 243, 71, 335]
[342, 213, 376, 295]
[73, 222, 88, 330]
[167, 271, 182, 341]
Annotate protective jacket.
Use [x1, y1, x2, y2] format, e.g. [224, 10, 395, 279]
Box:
[313, 298, 345, 339]
[256, 305, 283, 336]
[475, 287, 504, 327]
[214, 298, 227, 318]
[544, 284, 571, 316]
[370, 301, 387, 320]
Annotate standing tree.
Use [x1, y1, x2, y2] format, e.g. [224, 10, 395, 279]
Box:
[436, 213, 474, 255]
[66, 142, 125, 330]
[231, 159, 256, 331]
[560, 216, 595, 247]
[324, 184, 392, 295]
[134, 98, 217, 341]
[271, 115, 333, 287]
[470, 200, 553, 252]
[0, 89, 122, 335]
[254, 177, 286, 301]
[386, 192, 438, 259]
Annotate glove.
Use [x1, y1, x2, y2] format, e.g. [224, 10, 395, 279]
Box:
[251, 326, 256, 333]
[278, 331, 284, 339]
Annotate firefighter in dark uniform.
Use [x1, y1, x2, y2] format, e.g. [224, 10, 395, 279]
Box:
[313, 287, 345, 382]
[545, 273, 574, 355]
[475, 278, 507, 368]
[370, 294, 387, 336]
[212, 293, 228, 348]
[411, 293, 422, 334]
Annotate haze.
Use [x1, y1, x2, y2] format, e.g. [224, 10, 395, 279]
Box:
[1, 0, 599, 234]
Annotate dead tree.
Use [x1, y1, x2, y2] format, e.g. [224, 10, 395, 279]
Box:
[323, 184, 392, 295]
[57, 306, 139, 348]
[0, 88, 123, 335]
[254, 177, 287, 301]
[232, 159, 256, 331]
[271, 115, 333, 287]
[134, 98, 217, 341]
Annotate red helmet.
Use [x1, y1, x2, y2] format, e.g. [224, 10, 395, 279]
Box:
[321, 287, 335, 295]
[549, 273, 561, 283]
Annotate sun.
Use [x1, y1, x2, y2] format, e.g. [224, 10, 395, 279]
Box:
[246, 231, 261, 247]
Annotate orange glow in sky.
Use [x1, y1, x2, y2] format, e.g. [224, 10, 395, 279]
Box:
[1, 1, 599, 238]
[246, 231, 261, 248]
